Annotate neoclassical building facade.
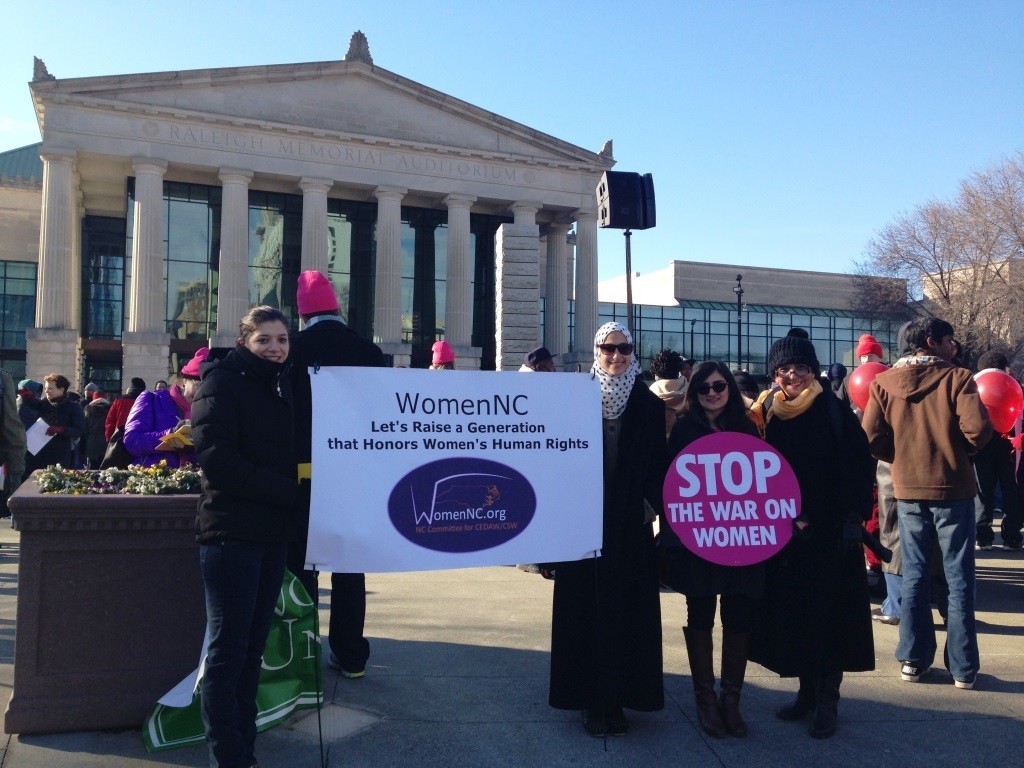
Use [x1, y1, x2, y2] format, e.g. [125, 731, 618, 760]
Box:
[7, 33, 611, 390]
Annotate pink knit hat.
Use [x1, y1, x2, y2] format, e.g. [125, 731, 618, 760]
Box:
[296, 270, 340, 316]
[856, 333, 884, 360]
[431, 341, 455, 365]
[181, 347, 211, 379]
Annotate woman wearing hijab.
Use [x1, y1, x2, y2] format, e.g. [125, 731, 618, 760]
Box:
[661, 361, 763, 738]
[748, 332, 875, 739]
[192, 306, 296, 768]
[549, 322, 666, 737]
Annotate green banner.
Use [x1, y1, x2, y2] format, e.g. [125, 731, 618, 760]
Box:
[142, 570, 324, 752]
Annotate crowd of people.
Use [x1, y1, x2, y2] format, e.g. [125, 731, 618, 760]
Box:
[1, 284, 1014, 764]
[547, 317, 1006, 742]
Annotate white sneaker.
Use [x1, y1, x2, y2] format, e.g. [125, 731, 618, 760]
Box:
[900, 662, 930, 682]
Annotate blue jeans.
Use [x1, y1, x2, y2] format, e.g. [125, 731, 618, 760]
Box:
[882, 572, 902, 619]
[896, 499, 978, 682]
[200, 539, 287, 768]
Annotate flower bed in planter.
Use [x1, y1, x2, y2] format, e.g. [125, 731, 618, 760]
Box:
[5, 465, 206, 734]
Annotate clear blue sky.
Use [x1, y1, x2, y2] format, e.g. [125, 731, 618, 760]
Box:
[2, 1, 1021, 282]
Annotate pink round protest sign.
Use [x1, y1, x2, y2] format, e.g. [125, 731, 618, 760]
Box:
[662, 431, 800, 566]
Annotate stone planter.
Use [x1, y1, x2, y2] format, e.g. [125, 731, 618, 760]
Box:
[4, 477, 205, 734]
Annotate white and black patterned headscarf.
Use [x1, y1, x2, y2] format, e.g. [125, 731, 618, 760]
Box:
[591, 321, 640, 419]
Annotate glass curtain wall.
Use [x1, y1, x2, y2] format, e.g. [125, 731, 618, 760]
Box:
[598, 300, 902, 378]
[0, 262, 36, 379]
[470, 213, 508, 371]
[125, 180, 222, 341]
[400, 207, 447, 368]
[119, 180, 506, 368]
[326, 198, 376, 340]
[247, 190, 301, 325]
[82, 216, 126, 339]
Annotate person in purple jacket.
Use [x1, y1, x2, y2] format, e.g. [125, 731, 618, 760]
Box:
[123, 348, 209, 467]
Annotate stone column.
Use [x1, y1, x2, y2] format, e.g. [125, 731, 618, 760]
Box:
[510, 201, 541, 226]
[544, 221, 570, 359]
[123, 158, 171, 388]
[372, 186, 408, 366]
[35, 149, 76, 329]
[26, 148, 79, 379]
[443, 193, 479, 368]
[569, 211, 598, 366]
[212, 168, 253, 349]
[299, 177, 332, 274]
[494, 223, 541, 371]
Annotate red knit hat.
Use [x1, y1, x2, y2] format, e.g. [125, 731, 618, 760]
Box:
[181, 347, 211, 379]
[856, 333, 884, 359]
[296, 270, 340, 316]
[431, 341, 455, 365]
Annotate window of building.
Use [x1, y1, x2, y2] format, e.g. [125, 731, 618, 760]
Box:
[470, 213, 510, 370]
[82, 216, 126, 339]
[248, 190, 301, 325]
[0, 261, 36, 379]
[400, 207, 447, 367]
[326, 198, 376, 339]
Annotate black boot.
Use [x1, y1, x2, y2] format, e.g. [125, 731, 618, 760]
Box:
[719, 630, 750, 737]
[683, 627, 726, 738]
[776, 676, 816, 721]
[810, 672, 843, 738]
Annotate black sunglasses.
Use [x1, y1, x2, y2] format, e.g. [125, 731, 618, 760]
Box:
[695, 381, 728, 396]
[596, 342, 634, 356]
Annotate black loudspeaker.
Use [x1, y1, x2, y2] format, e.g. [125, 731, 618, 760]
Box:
[596, 171, 656, 230]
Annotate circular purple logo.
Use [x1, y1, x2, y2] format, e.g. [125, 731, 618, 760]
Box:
[388, 457, 537, 553]
[663, 432, 800, 566]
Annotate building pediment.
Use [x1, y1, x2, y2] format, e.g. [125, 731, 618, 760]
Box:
[31, 59, 611, 170]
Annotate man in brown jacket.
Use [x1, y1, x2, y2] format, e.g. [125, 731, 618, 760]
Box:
[861, 317, 991, 691]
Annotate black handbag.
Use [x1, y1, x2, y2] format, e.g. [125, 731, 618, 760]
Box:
[99, 428, 133, 470]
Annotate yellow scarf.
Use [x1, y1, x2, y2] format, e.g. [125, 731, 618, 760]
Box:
[750, 379, 823, 437]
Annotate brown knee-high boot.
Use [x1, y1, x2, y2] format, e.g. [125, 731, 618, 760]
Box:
[719, 629, 750, 737]
[683, 627, 726, 738]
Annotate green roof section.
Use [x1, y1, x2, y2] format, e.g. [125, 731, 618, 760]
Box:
[0, 143, 43, 185]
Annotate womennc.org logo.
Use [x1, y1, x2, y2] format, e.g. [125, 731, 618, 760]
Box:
[388, 457, 536, 553]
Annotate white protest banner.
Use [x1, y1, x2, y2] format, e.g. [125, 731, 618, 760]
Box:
[663, 432, 800, 566]
[307, 368, 604, 573]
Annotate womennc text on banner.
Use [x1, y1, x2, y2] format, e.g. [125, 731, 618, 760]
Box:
[306, 368, 604, 573]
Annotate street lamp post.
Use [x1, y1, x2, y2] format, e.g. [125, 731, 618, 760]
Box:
[733, 274, 744, 370]
[689, 318, 697, 360]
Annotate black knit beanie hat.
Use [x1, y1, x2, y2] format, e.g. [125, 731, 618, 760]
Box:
[767, 334, 820, 376]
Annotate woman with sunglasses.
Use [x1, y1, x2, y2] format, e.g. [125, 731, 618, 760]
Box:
[549, 322, 666, 737]
[660, 361, 763, 738]
[747, 332, 875, 739]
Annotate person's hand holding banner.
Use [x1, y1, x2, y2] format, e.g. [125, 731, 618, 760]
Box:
[662, 432, 800, 566]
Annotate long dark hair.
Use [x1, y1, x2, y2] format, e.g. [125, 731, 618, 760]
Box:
[682, 360, 750, 431]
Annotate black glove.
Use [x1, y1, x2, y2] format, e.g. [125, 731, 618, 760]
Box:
[842, 518, 864, 552]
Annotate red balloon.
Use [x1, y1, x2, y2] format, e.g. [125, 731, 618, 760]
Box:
[847, 362, 890, 411]
[974, 368, 1024, 434]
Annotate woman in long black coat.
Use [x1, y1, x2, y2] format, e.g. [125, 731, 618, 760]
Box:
[549, 321, 665, 737]
[749, 333, 875, 739]
[662, 361, 764, 738]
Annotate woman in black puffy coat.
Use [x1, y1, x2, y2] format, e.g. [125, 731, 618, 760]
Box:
[192, 305, 296, 768]
[661, 361, 764, 739]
